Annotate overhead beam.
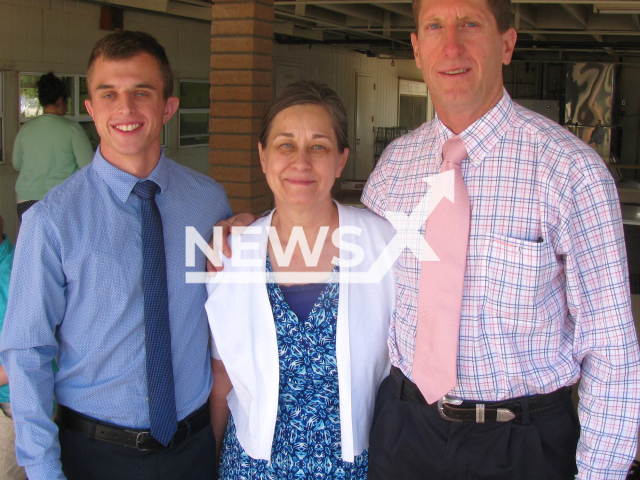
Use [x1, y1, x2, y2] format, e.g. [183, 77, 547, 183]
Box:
[275, 9, 412, 44]
[518, 28, 640, 36]
[560, 3, 588, 27]
[383, 10, 391, 36]
[517, 3, 537, 27]
[276, 4, 347, 25]
[378, 2, 413, 18]
[315, 2, 385, 24]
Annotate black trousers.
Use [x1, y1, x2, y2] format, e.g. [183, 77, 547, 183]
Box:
[368, 374, 579, 480]
[59, 415, 217, 480]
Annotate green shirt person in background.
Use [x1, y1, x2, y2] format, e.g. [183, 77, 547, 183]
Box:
[13, 72, 93, 222]
[0, 215, 24, 480]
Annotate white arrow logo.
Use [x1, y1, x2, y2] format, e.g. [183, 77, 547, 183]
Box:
[384, 170, 455, 261]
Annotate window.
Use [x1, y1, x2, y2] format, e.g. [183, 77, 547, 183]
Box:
[19, 72, 168, 151]
[179, 80, 209, 147]
[0, 72, 4, 163]
[397, 79, 433, 131]
[19, 73, 99, 149]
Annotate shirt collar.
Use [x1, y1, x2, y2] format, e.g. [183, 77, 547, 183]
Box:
[92, 147, 170, 204]
[434, 88, 515, 167]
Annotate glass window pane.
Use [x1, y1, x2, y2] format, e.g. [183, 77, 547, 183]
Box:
[63, 77, 74, 116]
[79, 77, 89, 115]
[79, 121, 100, 151]
[180, 113, 209, 136]
[398, 95, 427, 131]
[20, 74, 74, 117]
[20, 75, 43, 118]
[180, 136, 209, 147]
[411, 97, 428, 130]
[179, 82, 209, 109]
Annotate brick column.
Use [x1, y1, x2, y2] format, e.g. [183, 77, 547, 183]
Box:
[210, 0, 274, 214]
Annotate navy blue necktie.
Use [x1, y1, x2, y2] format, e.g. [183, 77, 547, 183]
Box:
[133, 180, 177, 446]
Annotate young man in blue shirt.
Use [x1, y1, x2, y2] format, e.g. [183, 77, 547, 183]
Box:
[0, 216, 25, 480]
[0, 32, 232, 480]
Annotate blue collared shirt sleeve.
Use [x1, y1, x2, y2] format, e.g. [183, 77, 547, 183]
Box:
[0, 209, 67, 480]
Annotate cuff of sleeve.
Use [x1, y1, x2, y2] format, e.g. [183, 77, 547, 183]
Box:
[576, 469, 629, 480]
[25, 458, 66, 480]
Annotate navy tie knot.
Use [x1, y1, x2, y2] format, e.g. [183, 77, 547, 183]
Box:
[134, 180, 160, 200]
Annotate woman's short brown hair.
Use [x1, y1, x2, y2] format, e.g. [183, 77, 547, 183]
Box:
[260, 81, 350, 153]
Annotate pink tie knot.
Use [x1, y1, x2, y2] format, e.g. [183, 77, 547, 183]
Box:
[442, 135, 468, 167]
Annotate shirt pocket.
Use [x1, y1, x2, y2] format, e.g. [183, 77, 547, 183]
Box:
[483, 233, 557, 324]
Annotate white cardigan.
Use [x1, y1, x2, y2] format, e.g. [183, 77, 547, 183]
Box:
[205, 203, 396, 463]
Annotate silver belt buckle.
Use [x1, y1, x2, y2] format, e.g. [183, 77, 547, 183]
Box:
[438, 396, 516, 423]
[472, 403, 515, 423]
[135, 431, 156, 451]
[437, 395, 463, 422]
[496, 408, 516, 422]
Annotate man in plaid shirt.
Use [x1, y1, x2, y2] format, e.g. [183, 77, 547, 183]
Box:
[364, 0, 640, 478]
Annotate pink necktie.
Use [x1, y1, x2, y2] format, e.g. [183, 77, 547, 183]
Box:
[413, 135, 470, 404]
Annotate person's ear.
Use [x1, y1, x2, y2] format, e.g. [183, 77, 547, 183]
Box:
[502, 28, 517, 66]
[163, 96, 180, 124]
[259, 142, 267, 174]
[85, 98, 94, 119]
[335, 148, 349, 178]
[411, 32, 422, 70]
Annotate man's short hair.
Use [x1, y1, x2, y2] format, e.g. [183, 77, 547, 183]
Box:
[87, 31, 173, 99]
[412, 0, 511, 34]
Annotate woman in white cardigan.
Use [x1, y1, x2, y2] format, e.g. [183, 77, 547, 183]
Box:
[205, 82, 396, 479]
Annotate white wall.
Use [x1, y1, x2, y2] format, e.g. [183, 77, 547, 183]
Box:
[0, 0, 212, 242]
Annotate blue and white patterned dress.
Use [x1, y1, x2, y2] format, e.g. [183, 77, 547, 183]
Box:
[218, 255, 369, 479]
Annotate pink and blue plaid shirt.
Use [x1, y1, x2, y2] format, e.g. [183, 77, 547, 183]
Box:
[362, 90, 640, 480]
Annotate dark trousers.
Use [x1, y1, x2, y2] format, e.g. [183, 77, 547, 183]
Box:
[59, 415, 217, 480]
[368, 374, 579, 480]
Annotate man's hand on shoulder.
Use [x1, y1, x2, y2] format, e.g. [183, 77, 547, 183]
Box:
[206, 212, 257, 273]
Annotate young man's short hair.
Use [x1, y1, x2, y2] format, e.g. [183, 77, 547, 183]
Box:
[87, 31, 173, 99]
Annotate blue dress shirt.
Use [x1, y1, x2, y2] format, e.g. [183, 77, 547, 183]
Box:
[0, 149, 232, 480]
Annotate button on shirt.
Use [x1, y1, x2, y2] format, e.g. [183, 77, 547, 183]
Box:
[362, 90, 640, 479]
[0, 149, 232, 480]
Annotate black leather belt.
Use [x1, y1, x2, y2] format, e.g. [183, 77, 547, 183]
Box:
[390, 366, 570, 423]
[55, 401, 210, 451]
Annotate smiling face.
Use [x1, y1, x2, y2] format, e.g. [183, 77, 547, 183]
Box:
[84, 53, 179, 177]
[260, 103, 349, 211]
[411, 0, 516, 132]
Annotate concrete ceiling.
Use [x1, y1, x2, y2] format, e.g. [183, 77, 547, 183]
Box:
[271, 0, 640, 59]
[97, 0, 640, 59]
